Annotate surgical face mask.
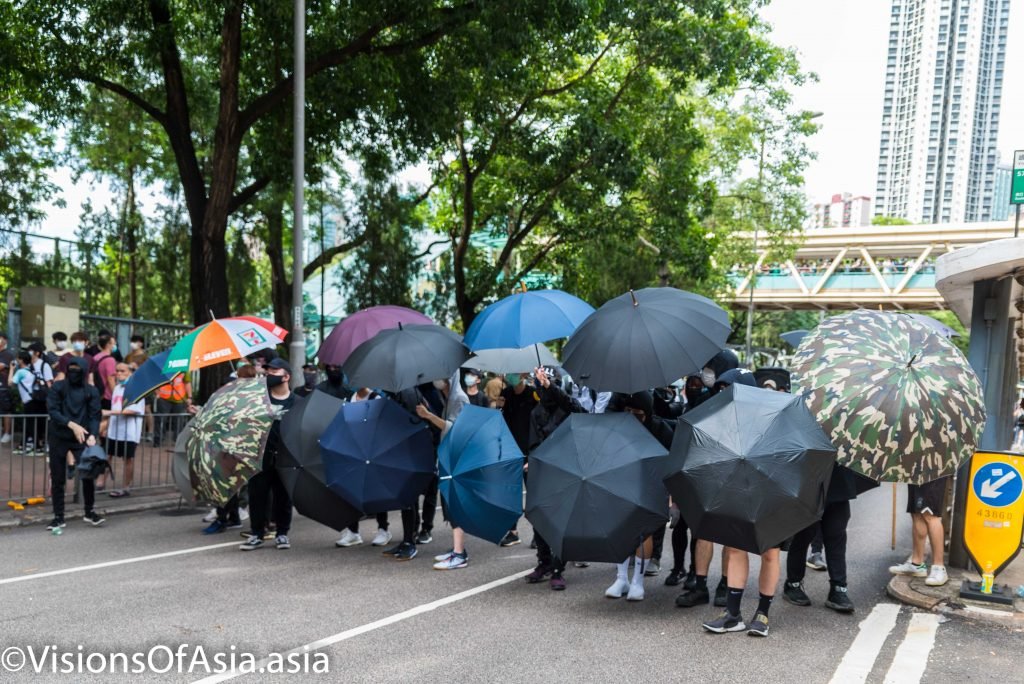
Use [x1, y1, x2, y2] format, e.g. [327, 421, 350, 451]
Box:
[506, 374, 521, 386]
[55, 341, 67, 351]
[432, 379, 447, 390]
[111, 345, 118, 354]
[130, 342, 141, 351]
[464, 374, 479, 388]
[266, 374, 286, 389]
[72, 342, 86, 353]
[119, 377, 130, 385]
[700, 369, 716, 388]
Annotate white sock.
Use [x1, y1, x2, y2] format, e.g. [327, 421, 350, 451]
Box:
[632, 557, 647, 585]
[616, 558, 630, 582]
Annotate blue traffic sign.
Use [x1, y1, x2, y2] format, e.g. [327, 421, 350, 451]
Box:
[972, 462, 1023, 508]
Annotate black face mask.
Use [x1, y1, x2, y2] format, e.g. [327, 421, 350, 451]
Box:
[266, 374, 286, 389]
[326, 369, 343, 384]
[303, 372, 318, 387]
[67, 368, 84, 386]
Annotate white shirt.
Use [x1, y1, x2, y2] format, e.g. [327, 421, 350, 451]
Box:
[108, 384, 146, 442]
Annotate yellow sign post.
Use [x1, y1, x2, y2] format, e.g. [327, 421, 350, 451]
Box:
[960, 451, 1024, 605]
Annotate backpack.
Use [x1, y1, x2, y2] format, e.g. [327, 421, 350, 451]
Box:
[92, 352, 110, 391]
[29, 368, 48, 402]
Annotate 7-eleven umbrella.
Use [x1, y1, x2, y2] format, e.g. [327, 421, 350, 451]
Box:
[163, 317, 287, 374]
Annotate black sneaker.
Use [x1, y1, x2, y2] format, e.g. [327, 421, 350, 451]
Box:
[825, 585, 855, 613]
[83, 511, 105, 526]
[240, 535, 264, 551]
[683, 571, 697, 591]
[526, 564, 552, 583]
[674, 586, 710, 608]
[500, 531, 521, 547]
[664, 569, 685, 586]
[702, 610, 746, 633]
[783, 581, 812, 607]
[46, 517, 66, 530]
[394, 542, 418, 561]
[381, 542, 403, 556]
[746, 611, 769, 637]
[713, 578, 728, 607]
[275, 535, 291, 550]
[416, 530, 433, 545]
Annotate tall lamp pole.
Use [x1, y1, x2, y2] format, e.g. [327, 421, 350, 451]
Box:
[289, 0, 306, 386]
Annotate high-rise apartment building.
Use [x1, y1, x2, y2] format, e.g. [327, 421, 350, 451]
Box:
[992, 162, 1012, 221]
[811, 193, 873, 229]
[874, 0, 1010, 224]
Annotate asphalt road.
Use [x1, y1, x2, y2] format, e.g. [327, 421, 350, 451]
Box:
[0, 486, 1020, 683]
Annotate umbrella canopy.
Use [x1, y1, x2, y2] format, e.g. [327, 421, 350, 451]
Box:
[791, 309, 985, 483]
[906, 313, 959, 339]
[781, 330, 810, 348]
[186, 377, 277, 506]
[124, 350, 177, 405]
[664, 384, 837, 554]
[172, 420, 196, 505]
[342, 324, 469, 393]
[561, 288, 730, 393]
[277, 391, 361, 532]
[164, 317, 287, 374]
[525, 413, 669, 563]
[438, 405, 525, 544]
[463, 289, 594, 351]
[318, 305, 432, 366]
[319, 397, 435, 513]
[463, 345, 559, 374]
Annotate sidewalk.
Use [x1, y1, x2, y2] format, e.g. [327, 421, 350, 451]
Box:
[888, 553, 1024, 626]
[1, 485, 195, 529]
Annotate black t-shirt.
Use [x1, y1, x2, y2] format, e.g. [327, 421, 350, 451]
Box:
[263, 391, 296, 470]
[502, 385, 538, 453]
[0, 348, 14, 387]
[467, 390, 489, 408]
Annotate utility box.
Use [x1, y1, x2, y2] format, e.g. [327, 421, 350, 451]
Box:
[19, 287, 80, 345]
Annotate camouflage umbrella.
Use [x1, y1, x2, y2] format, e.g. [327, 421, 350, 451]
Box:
[186, 377, 277, 506]
[791, 310, 985, 484]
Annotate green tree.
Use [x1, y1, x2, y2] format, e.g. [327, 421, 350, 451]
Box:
[871, 215, 913, 226]
[0, 99, 63, 234]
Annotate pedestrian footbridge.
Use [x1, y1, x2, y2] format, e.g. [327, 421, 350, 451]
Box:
[727, 222, 1016, 310]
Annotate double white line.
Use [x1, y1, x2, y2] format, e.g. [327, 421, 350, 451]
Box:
[829, 603, 941, 684]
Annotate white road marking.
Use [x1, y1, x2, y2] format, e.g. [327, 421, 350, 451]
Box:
[883, 612, 941, 684]
[0, 541, 240, 585]
[191, 568, 533, 683]
[829, 603, 901, 684]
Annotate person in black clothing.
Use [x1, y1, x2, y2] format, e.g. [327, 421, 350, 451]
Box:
[45, 355, 104, 530]
[85, 328, 123, 363]
[240, 358, 296, 551]
[500, 373, 538, 454]
[295, 364, 318, 398]
[782, 465, 865, 613]
[316, 364, 354, 401]
[462, 369, 489, 407]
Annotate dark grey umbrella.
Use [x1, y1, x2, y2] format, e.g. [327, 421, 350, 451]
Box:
[172, 420, 196, 506]
[525, 413, 670, 563]
[278, 390, 361, 532]
[561, 288, 730, 393]
[342, 324, 469, 392]
[664, 383, 837, 554]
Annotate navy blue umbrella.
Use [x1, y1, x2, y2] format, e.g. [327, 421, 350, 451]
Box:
[123, 350, 176, 405]
[438, 405, 524, 544]
[319, 398, 434, 514]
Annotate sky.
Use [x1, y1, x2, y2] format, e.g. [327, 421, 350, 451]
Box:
[36, 0, 1024, 239]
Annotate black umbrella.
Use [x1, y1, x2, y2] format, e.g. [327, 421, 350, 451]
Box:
[664, 383, 837, 554]
[561, 288, 730, 393]
[342, 324, 469, 393]
[277, 391, 361, 532]
[525, 413, 670, 563]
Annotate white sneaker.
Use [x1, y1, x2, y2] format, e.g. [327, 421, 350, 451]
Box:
[239, 506, 250, 521]
[433, 552, 468, 570]
[434, 549, 456, 562]
[627, 580, 645, 601]
[371, 528, 392, 546]
[0, 433, 11, 444]
[925, 565, 948, 587]
[201, 509, 218, 523]
[335, 529, 362, 547]
[889, 560, 927, 577]
[605, 578, 630, 599]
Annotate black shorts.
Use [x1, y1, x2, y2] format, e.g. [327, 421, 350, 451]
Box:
[907, 477, 948, 516]
[106, 439, 138, 459]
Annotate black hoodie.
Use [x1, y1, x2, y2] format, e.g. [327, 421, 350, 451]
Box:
[46, 356, 101, 443]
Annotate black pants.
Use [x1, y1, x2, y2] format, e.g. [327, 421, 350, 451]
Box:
[400, 508, 418, 543]
[534, 532, 566, 574]
[651, 524, 667, 561]
[216, 495, 241, 525]
[49, 441, 91, 518]
[810, 525, 824, 554]
[25, 399, 47, 447]
[420, 473, 438, 533]
[670, 518, 698, 574]
[349, 512, 389, 534]
[786, 500, 851, 586]
[248, 469, 292, 537]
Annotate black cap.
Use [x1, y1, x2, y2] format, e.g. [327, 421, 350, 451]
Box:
[267, 357, 292, 374]
[717, 368, 757, 387]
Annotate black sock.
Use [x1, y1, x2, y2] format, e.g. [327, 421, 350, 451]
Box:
[757, 593, 774, 615]
[718, 576, 728, 588]
[726, 588, 743, 616]
[695, 574, 708, 590]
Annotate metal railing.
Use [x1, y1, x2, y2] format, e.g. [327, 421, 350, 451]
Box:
[1, 411, 191, 502]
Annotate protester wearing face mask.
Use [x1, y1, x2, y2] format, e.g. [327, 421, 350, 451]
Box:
[45, 355, 103, 530]
[241, 358, 296, 551]
[295, 363, 318, 398]
[125, 335, 148, 368]
[500, 372, 537, 455]
[315, 364, 353, 401]
[462, 369, 488, 407]
[55, 331, 95, 383]
[52, 332, 70, 359]
[103, 363, 145, 498]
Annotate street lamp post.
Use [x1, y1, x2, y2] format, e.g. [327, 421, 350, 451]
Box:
[289, 0, 306, 386]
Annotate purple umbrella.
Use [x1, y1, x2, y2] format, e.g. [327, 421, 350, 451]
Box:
[317, 305, 432, 365]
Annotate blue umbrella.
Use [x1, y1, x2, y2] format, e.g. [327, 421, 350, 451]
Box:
[123, 350, 177, 405]
[463, 289, 595, 352]
[319, 398, 434, 514]
[438, 405, 525, 544]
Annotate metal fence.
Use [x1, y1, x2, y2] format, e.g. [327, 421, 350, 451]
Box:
[1, 411, 190, 502]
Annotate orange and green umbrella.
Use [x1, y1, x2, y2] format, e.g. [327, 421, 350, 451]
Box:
[163, 316, 287, 374]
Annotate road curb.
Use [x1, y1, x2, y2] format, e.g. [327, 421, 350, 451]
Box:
[887, 574, 1024, 627]
[0, 492, 195, 529]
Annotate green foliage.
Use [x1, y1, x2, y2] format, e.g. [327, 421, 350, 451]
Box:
[0, 99, 63, 232]
[871, 215, 913, 226]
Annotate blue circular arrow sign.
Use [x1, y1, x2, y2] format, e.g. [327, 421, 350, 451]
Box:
[972, 462, 1024, 508]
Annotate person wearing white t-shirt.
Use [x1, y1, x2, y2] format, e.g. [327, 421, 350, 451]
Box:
[103, 363, 145, 497]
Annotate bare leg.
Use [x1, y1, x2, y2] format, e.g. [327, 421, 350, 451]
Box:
[452, 527, 465, 555]
[635, 536, 654, 560]
[910, 513, 927, 565]
[695, 539, 713, 575]
[922, 513, 944, 566]
[726, 547, 749, 590]
[759, 548, 780, 595]
[124, 458, 135, 490]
